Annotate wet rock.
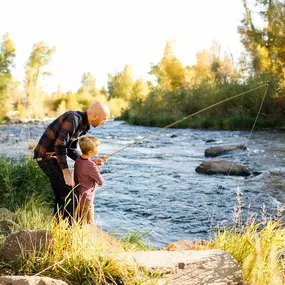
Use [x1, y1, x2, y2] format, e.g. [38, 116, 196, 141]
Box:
[0, 276, 68, 285]
[252, 171, 262, 176]
[196, 159, 251, 176]
[205, 139, 217, 143]
[205, 145, 246, 157]
[170, 134, 177, 138]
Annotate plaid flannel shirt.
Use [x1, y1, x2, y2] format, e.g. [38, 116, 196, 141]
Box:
[34, 111, 90, 169]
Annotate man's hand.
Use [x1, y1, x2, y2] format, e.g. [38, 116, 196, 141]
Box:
[93, 156, 109, 166]
[62, 169, 74, 187]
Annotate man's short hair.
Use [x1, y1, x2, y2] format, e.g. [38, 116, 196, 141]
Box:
[79, 136, 100, 155]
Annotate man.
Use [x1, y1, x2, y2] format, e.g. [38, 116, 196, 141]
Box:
[34, 101, 110, 224]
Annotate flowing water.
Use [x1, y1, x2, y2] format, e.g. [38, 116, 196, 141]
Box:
[1, 120, 285, 247]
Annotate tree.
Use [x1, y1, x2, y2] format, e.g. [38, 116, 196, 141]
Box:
[0, 33, 15, 117]
[78, 72, 97, 95]
[132, 78, 150, 100]
[150, 40, 187, 89]
[190, 49, 212, 85]
[107, 64, 135, 100]
[24, 42, 55, 115]
[189, 41, 238, 85]
[239, 0, 285, 78]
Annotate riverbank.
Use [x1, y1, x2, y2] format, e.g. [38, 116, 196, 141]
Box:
[1, 120, 285, 246]
[119, 113, 284, 130]
[0, 156, 284, 284]
[2, 113, 284, 132]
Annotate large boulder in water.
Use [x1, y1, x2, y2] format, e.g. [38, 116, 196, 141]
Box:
[196, 159, 251, 176]
[205, 145, 246, 157]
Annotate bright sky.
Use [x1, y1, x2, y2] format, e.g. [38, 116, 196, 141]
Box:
[1, 0, 245, 94]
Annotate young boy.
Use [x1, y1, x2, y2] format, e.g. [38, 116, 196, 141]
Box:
[74, 136, 105, 224]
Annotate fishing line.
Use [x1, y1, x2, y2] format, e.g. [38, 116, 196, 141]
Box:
[208, 83, 269, 233]
[105, 83, 269, 159]
[103, 83, 269, 238]
[227, 83, 269, 176]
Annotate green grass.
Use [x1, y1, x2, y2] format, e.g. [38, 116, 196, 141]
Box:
[13, 196, 53, 230]
[0, 216, 160, 284]
[119, 230, 156, 251]
[0, 156, 53, 211]
[0, 155, 160, 284]
[0, 219, 157, 285]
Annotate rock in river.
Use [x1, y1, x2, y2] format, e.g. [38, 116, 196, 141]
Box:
[205, 145, 246, 157]
[195, 159, 251, 176]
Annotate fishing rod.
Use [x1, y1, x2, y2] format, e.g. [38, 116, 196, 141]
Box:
[104, 83, 269, 160]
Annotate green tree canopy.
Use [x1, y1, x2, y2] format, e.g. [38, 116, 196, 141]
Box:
[239, 0, 285, 93]
[107, 64, 135, 100]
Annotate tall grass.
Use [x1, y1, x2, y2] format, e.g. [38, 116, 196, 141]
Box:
[122, 78, 284, 130]
[0, 217, 161, 284]
[13, 196, 53, 230]
[123, 113, 281, 130]
[0, 156, 53, 210]
[14, 221, 135, 284]
[0, 155, 160, 284]
[207, 220, 285, 285]
[205, 187, 285, 285]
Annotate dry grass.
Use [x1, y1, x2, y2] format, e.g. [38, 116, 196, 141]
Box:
[206, 186, 285, 285]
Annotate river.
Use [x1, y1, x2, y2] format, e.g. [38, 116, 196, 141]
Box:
[1, 120, 285, 247]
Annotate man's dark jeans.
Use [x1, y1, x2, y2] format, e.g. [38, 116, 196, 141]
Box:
[37, 158, 78, 224]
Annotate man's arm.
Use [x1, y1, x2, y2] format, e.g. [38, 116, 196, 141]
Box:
[62, 168, 74, 187]
[54, 115, 78, 186]
[67, 139, 81, 161]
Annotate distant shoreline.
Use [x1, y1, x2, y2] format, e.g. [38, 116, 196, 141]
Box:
[1, 117, 285, 133]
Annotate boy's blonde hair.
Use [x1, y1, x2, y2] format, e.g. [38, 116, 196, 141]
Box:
[79, 136, 100, 155]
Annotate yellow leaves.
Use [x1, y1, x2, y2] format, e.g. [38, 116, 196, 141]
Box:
[107, 98, 129, 118]
[2, 33, 15, 57]
[255, 45, 270, 72]
[27, 42, 56, 68]
[56, 100, 67, 115]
